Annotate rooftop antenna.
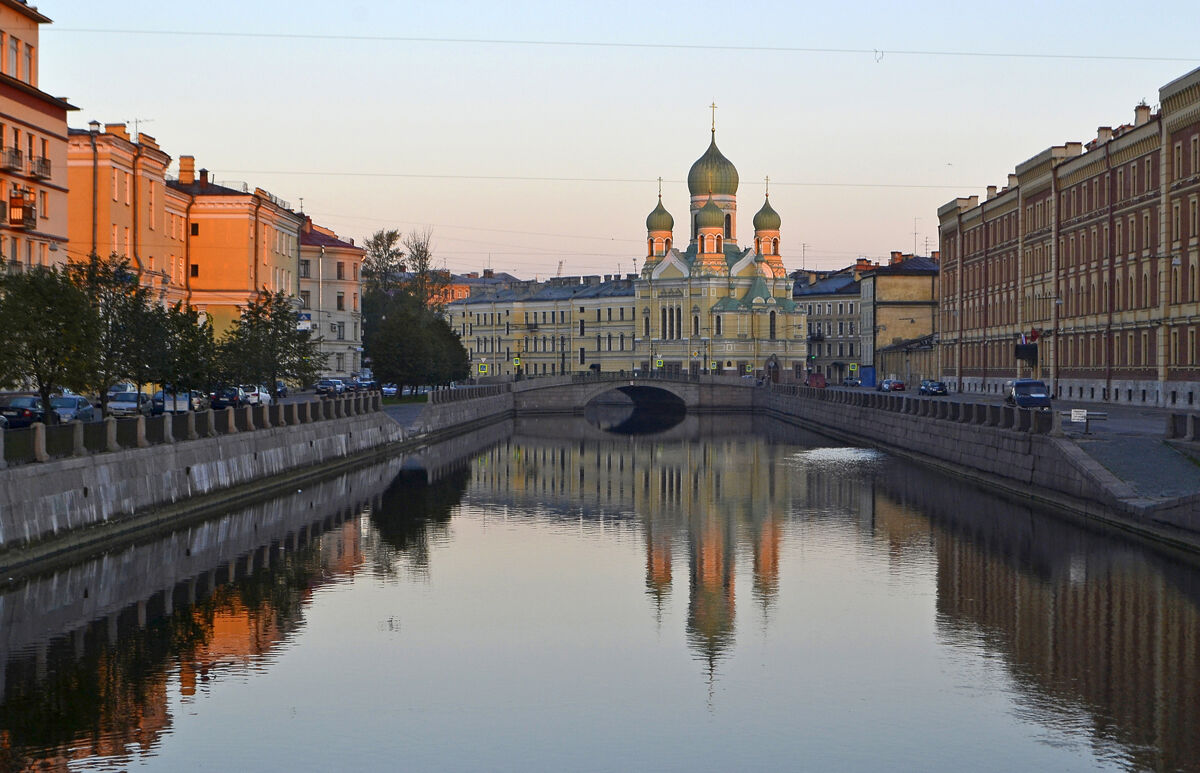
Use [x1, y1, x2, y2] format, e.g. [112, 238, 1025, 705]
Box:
[913, 217, 920, 256]
[127, 117, 154, 140]
[801, 243, 808, 270]
[557, 260, 564, 277]
[298, 197, 304, 213]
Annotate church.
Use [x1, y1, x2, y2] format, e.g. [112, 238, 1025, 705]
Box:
[447, 126, 808, 380]
[637, 125, 804, 378]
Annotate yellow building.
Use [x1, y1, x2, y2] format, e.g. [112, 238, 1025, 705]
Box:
[0, 0, 75, 269]
[66, 122, 189, 304]
[168, 157, 303, 332]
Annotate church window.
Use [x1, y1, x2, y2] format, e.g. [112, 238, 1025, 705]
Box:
[724, 213, 732, 239]
[715, 315, 723, 336]
[665, 238, 672, 252]
[771, 238, 779, 255]
[755, 238, 761, 254]
[716, 236, 723, 252]
[693, 315, 700, 336]
[769, 311, 777, 340]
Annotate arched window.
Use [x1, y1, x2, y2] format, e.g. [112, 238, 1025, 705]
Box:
[771, 238, 779, 255]
[724, 213, 732, 239]
[644, 317, 650, 337]
[693, 315, 700, 336]
[755, 237, 761, 254]
[665, 238, 671, 252]
[769, 311, 777, 340]
[647, 237, 653, 257]
[692, 215, 698, 240]
[716, 236, 723, 252]
[715, 315, 723, 336]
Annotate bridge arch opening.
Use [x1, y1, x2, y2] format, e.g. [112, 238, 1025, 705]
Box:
[583, 385, 687, 434]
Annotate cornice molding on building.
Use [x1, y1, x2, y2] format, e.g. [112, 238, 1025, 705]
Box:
[0, 0, 50, 22]
[1060, 156, 1110, 187]
[1108, 133, 1160, 165]
[1165, 102, 1200, 133]
[1160, 67, 1200, 108]
[0, 71, 75, 111]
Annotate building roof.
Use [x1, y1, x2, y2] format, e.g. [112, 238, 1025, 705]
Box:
[688, 131, 739, 197]
[300, 228, 359, 250]
[862, 255, 940, 276]
[794, 272, 860, 298]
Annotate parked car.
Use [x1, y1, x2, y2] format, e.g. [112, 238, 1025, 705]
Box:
[107, 392, 152, 417]
[919, 380, 948, 396]
[876, 379, 892, 392]
[841, 377, 861, 387]
[0, 414, 7, 430]
[106, 382, 137, 398]
[210, 387, 246, 409]
[51, 395, 96, 422]
[241, 385, 273, 406]
[152, 390, 207, 413]
[1003, 379, 1053, 411]
[0, 395, 47, 428]
[888, 380, 906, 392]
[315, 379, 345, 396]
[275, 380, 289, 399]
[381, 384, 398, 397]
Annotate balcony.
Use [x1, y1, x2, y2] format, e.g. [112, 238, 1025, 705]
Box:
[8, 196, 36, 229]
[30, 156, 51, 179]
[1, 148, 22, 172]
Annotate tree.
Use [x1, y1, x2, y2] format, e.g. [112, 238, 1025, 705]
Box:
[400, 228, 450, 311]
[65, 253, 156, 414]
[364, 291, 427, 395]
[220, 289, 326, 390]
[0, 264, 94, 422]
[361, 229, 404, 294]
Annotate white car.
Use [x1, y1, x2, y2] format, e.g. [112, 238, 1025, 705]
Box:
[241, 385, 273, 406]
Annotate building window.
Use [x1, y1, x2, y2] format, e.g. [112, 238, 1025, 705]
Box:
[336, 292, 345, 311]
[336, 261, 345, 280]
[336, 353, 345, 371]
[693, 315, 700, 336]
[299, 259, 310, 278]
[336, 322, 345, 340]
[190, 264, 199, 278]
[190, 223, 199, 236]
[715, 315, 722, 336]
[299, 290, 310, 308]
[579, 347, 586, 365]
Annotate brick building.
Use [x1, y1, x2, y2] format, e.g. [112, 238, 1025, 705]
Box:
[938, 65, 1200, 408]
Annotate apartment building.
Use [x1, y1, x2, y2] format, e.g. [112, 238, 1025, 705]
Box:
[299, 217, 364, 378]
[0, 0, 74, 269]
[66, 122, 189, 304]
[938, 65, 1200, 407]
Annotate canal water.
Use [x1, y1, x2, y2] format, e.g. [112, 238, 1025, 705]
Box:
[1, 415, 1199, 772]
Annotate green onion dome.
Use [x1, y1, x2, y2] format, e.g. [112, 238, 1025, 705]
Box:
[646, 197, 674, 232]
[753, 197, 781, 230]
[696, 196, 725, 229]
[687, 132, 739, 197]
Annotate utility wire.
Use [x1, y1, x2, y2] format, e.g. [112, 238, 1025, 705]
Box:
[52, 29, 1199, 63]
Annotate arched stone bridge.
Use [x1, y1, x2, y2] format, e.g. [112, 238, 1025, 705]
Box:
[510, 373, 759, 414]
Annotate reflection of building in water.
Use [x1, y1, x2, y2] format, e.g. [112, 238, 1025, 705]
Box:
[469, 424, 797, 675]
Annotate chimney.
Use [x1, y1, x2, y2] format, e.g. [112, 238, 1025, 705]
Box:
[1096, 126, 1113, 144]
[1135, 104, 1151, 126]
[179, 156, 195, 185]
[104, 122, 129, 141]
[931, 250, 940, 262]
[483, 268, 494, 279]
[1007, 174, 1018, 189]
[198, 168, 209, 185]
[890, 251, 903, 265]
[986, 185, 998, 200]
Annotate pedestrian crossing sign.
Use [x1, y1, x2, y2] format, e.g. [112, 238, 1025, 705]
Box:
[478, 363, 488, 374]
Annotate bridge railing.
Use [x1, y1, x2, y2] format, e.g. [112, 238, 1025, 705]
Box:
[428, 384, 511, 404]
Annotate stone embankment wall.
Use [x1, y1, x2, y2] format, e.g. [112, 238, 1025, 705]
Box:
[761, 385, 1200, 544]
[0, 395, 405, 555]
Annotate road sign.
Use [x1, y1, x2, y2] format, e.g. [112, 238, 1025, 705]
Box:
[513, 357, 520, 366]
[710, 361, 718, 370]
[655, 358, 663, 367]
[1071, 408, 1088, 423]
[478, 363, 489, 374]
[849, 363, 858, 372]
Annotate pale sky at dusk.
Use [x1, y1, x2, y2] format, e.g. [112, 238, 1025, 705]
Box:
[40, 0, 1200, 277]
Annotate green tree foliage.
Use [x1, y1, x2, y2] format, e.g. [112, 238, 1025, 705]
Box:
[220, 289, 326, 390]
[364, 289, 468, 393]
[361, 228, 404, 294]
[0, 264, 94, 422]
[153, 303, 218, 403]
[65, 253, 156, 414]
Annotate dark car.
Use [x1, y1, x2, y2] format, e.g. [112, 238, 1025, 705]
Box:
[210, 387, 246, 409]
[876, 379, 892, 392]
[275, 380, 289, 399]
[1004, 379, 1052, 411]
[0, 395, 47, 428]
[51, 395, 97, 422]
[315, 379, 345, 396]
[919, 380, 948, 396]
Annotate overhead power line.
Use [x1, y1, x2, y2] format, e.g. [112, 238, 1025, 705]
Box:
[218, 169, 979, 190]
[52, 29, 1198, 64]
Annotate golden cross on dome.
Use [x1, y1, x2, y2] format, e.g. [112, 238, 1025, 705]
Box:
[658, 176, 663, 197]
[709, 101, 718, 132]
[765, 175, 770, 197]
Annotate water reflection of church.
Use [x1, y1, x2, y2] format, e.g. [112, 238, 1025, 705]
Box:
[471, 428, 792, 672]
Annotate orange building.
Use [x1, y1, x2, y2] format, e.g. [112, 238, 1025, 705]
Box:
[168, 157, 303, 331]
[0, 0, 75, 269]
[66, 122, 189, 304]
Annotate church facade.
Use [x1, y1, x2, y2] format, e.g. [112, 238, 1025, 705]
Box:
[447, 130, 808, 379]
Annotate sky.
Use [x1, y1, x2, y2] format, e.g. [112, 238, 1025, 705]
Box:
[38, 0, 1200, 278]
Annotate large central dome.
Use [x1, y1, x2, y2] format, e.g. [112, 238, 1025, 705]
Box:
[688, 131, 739, 197]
